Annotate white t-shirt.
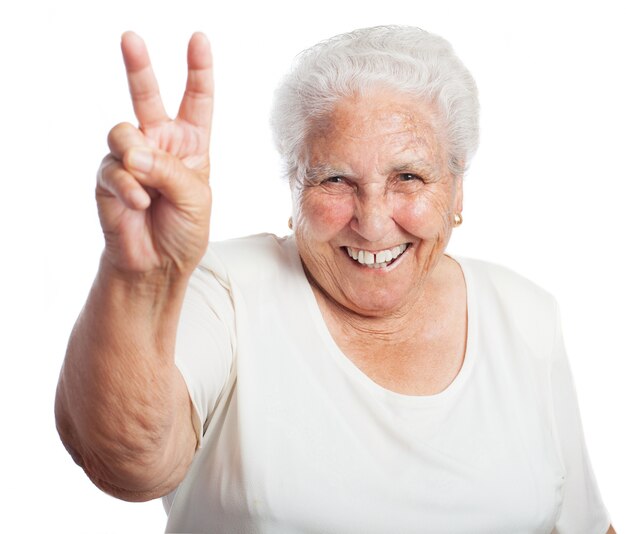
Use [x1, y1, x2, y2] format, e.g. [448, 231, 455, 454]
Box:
[164, 233, 610, 534]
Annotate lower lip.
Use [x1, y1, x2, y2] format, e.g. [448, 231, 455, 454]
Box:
[342, 244, 411, 271]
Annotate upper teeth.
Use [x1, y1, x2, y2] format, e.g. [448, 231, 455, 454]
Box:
[345, 244, 408, 268]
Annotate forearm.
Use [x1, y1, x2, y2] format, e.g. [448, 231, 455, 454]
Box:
[55, 255, 195, 498]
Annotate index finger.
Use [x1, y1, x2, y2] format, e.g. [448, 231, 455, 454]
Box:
[177, 32, 214, 135]
[121, 32, 169, 129]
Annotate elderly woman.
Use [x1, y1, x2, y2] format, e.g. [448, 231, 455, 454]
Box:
[55, 26, 614, 533]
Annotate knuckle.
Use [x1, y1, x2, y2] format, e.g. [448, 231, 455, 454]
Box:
[107, 122, 133, 142]
[99, 161, 129, 193]
[98, 155, 118, 176]
[99, 153, 117, 170]
[107, 122, 142, 153]
[97, 156, 114, 185]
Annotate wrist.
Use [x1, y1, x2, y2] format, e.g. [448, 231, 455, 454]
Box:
[95, 253, 192, 332]
[98, 253, 192, 295]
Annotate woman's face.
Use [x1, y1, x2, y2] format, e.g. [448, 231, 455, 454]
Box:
[293, 88, 463, 317]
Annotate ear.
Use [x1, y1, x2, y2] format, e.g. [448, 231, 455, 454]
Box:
[454, 174, 464, 214]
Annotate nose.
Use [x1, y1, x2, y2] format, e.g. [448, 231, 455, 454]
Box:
[350, 187, 395, 243]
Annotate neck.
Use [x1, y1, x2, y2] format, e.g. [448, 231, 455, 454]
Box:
[305, 255, 468, 395]
[305, 264, 436, 345]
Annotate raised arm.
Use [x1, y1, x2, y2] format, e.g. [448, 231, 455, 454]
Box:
[55, 32, 214, 501]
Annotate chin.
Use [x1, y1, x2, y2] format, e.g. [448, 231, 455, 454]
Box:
[342, 288, 408, 317]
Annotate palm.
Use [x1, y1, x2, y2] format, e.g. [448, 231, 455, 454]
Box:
[97, 32, 214, 275]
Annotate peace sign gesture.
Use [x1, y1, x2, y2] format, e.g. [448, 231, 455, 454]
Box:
[96, 32, 214, 277]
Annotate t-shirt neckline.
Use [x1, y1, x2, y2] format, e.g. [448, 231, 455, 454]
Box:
[285, 236, 477, 406]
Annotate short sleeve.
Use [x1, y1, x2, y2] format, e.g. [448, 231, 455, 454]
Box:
[174, 247, 236, 448]
[550, 305, 611, 533]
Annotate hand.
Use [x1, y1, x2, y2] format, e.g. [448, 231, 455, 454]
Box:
[96, 32, 213, 277]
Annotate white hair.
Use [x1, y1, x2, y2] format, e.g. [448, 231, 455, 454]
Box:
[270, 25, 480, 182]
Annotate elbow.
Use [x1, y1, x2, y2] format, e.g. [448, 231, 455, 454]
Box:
[85, 467, 178, 503]
[55, 388, 179, 502]
[83, 446, 187, 502]
[56, 424, 181, 503]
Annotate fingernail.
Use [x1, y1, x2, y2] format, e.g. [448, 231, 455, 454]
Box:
[128, 149, 153, 172]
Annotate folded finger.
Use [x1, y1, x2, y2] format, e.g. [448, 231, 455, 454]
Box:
[98, 155, 151, 210]
[107, 122, 151, 160]
[124, 147, 207, 206]
[121, 32, 170, 129]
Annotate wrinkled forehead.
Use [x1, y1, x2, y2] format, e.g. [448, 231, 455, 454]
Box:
[304, 89, 447, 168]
[309, 89, 444, 144]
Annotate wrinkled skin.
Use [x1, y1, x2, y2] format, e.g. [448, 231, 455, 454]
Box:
[293, 88, 463, 319]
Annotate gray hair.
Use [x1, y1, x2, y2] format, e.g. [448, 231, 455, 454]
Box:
[270, 25, 479, 182]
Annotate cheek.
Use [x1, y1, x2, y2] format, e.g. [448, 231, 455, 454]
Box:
[394, 192, 452, 238]
[298, 194, 354, 239]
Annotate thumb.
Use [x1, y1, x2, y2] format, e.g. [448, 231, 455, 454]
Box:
[124, 147, 203, 205]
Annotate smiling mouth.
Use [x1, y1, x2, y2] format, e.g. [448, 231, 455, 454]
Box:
[343, 243, 410, 269]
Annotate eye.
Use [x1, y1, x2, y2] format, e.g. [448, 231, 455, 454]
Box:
[323, 176, 345, 184]
[398, 173, 423, 182]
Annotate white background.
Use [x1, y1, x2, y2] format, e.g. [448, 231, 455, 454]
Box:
[1, 0, 623, 531]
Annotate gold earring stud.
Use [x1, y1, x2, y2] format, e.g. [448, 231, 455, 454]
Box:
[288, 217, 293, 230]
[453, 213, 463, 227]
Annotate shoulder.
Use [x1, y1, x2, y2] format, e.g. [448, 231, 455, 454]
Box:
[198, 233, 300, 290]
[455, 256, 560, 355]
[457, 256, 554, 303]
[207, 233, 292, 258]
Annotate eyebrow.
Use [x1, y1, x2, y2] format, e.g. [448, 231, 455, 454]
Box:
[304, 159, 439, 182]
[304, 164, 351, 182]
[390, 160, 438, 176]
